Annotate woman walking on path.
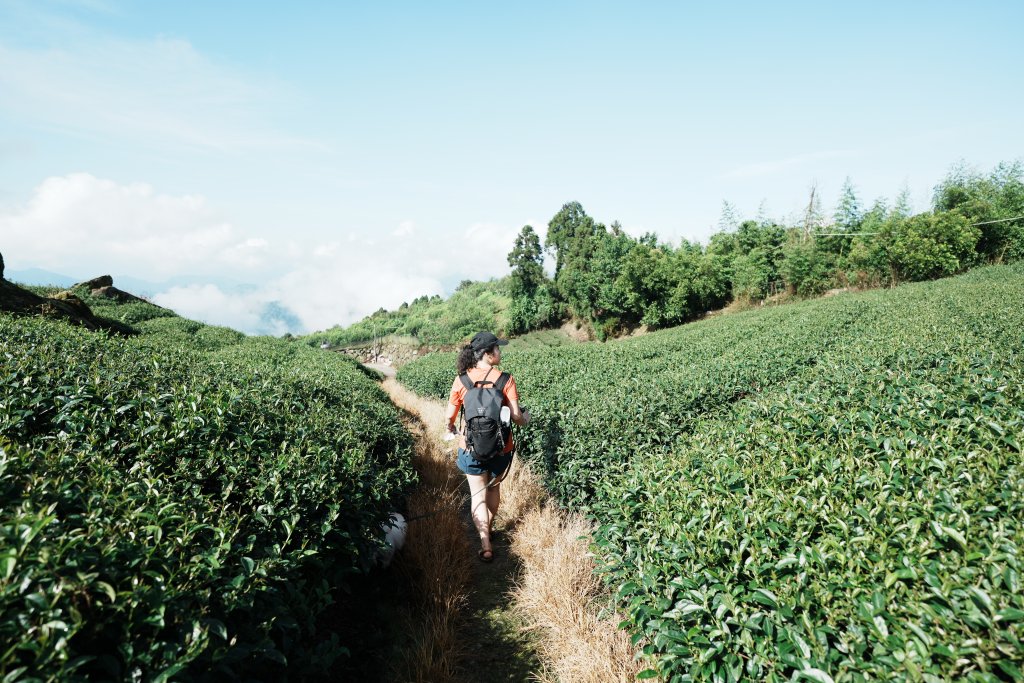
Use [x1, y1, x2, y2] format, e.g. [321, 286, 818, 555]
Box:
[445, 331, 530, 562]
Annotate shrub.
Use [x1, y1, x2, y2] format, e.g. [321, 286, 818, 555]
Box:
[0, 313, 416, 680]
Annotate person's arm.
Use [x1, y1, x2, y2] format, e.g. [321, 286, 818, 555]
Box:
[508, 399, 530, 426]
[444, 401, 460, 434]
[504, 375, 530, 426]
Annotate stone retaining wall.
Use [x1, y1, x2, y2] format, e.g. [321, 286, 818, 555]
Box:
[335, 342, 448, 369]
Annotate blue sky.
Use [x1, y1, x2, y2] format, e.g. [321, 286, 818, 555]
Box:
[1, 0, 1021, 334]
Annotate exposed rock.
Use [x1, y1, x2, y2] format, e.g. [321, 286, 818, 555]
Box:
[93, 285, 149, 304]
[50, 290, 95, 317]
[335, 341, 448, 369]
[74, 275, 114, 290]
[0, 278, 136, 336]
[0, 251, 4, 280]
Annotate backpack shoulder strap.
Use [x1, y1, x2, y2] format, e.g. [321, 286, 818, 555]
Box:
[458, 373, 474, 391]
[474, 367, 495, 387]
[494, 372, 511, 391]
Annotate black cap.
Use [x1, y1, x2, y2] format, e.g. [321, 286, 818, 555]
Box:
[470, 331, 508, 351]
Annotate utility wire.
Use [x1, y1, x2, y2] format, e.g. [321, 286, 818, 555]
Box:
[816, 215, 1023, 237]
[971, 215, 1024, 226]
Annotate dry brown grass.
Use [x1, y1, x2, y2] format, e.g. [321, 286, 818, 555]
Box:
[382, 378, 472, 682]
[382, 378, 645, 683]
[508, 484, 645, 683]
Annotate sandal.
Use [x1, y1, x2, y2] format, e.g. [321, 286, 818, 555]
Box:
[478, 548, 494, 563]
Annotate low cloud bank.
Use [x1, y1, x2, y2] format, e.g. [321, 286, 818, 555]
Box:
[3, 173, 532, 335]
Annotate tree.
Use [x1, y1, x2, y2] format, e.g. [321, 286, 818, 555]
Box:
[933, 160, 1024, 261]
[892, 183, 913, 219]
[731, 248, 773, 301]
[833, 177, 863, 232]
[845, 199, 890, 286]
[507, 225, 545, 297]
[545, 202, 605, 320]
[802, 182, 824, 241]
[718, 200, 740, 232]
[883, 212, 980, 282]
[781, 235, 833, 296]
[545, 201, 598, 277]
[506, 225, 551, 335]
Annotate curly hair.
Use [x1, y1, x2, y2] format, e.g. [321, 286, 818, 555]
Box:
[456, 343, 494, 374]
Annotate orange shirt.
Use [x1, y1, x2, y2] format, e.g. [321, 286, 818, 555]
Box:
[448, 367, 519, 454]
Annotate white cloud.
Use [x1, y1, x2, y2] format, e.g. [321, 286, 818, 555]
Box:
[1, 173, 245, 279]
[151, 258, 445, 336]
[1, 173, 538, 335]
[153, 284, 266, 335]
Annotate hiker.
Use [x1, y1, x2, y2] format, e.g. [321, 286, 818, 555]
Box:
[445, 331, 530, 562]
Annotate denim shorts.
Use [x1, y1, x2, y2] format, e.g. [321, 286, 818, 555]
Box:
[457, 447, 513, 478]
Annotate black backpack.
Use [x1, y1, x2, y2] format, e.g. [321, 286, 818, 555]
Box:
[459, 370, 511, 462]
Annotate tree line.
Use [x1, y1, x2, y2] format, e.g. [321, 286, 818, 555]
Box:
[507, 161, 1024, 339]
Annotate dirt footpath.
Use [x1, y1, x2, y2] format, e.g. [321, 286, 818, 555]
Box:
[380, 379, 540, 682]
[363, 362, 397, 378]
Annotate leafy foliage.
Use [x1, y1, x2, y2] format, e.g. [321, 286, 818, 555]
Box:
[399, 264, 1024, 681]
[1, 306, 415, 679]
[306, 279, 510, 348]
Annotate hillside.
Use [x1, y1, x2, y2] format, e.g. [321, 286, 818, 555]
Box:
[305, 277, 513, 350]
[398, 263, 1024, 681]
[0, 266, 416, 679]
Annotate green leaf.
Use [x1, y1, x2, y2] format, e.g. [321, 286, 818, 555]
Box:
[798, 668, 835, 683]
[997, 607, 1024, 622]
[751, 588, 779, 610]
[637, 669, 659, 680]
[968, 586, 994, 615]
[942, 525, 968, 551]
[0, 555, 15, 580]
[95, 581, 117, 604]
[996, 659, 1023, 681]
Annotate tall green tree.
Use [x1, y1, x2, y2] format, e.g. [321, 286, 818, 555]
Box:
[545, 201, 599, 277]
[508, 225, 545, 297]
[718, 200, 740, 232]
[833, 177, 863, 232]
[506, 224, 558, 334]
[545, 202, 605, 320]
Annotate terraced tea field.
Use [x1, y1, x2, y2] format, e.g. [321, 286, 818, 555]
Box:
[1, 306, 415, 680]
[398, 264, 1024, 682]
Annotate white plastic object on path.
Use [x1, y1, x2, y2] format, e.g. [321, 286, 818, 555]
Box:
[377, 512, 407, 567]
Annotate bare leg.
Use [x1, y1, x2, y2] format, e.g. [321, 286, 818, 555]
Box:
[466, 473, 493, 554]
[486, 482, 501, 533]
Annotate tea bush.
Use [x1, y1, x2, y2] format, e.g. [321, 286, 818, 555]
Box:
[399, 263, 1024, 681]
[0, 312, 416, 680]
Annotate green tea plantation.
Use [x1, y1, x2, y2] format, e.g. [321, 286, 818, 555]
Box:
[398, 263, 1024, 682]
[1, 300, 416, 680]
